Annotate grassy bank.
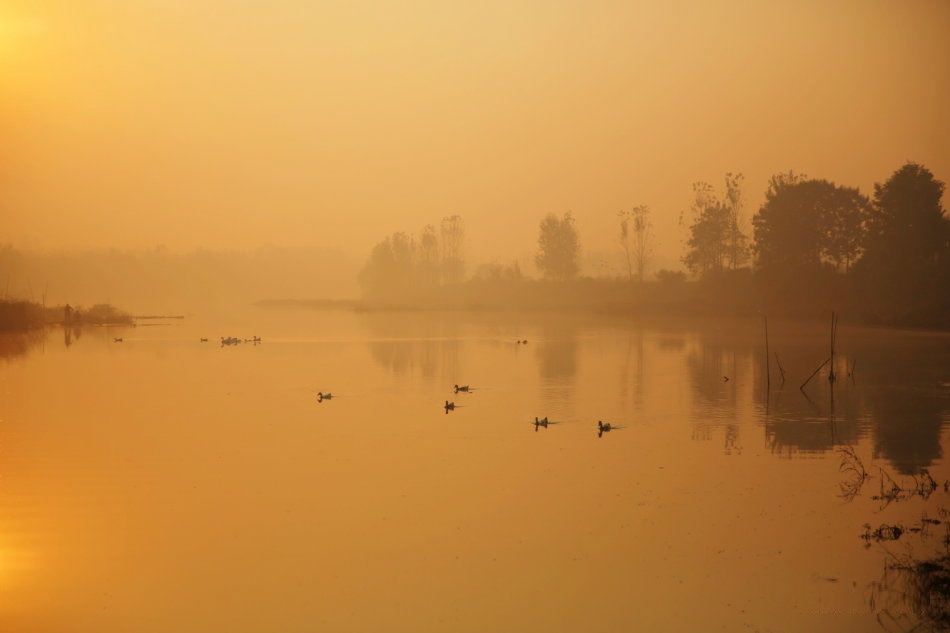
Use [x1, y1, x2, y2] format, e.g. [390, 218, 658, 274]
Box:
[0, 299, 134, 331]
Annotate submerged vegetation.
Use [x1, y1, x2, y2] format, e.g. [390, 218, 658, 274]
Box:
[837, 446, 950, 630]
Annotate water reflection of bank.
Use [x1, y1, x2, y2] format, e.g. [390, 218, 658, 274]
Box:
[679, 319, 949, 475]
[0, 330, 47, 361]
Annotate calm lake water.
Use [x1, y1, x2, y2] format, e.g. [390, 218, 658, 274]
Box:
[1, 308, 948, 632]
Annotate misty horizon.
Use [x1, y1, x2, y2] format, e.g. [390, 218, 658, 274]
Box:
[2, 1, 948, 268]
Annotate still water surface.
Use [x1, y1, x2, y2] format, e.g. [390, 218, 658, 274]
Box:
[1, 308, 948, 632]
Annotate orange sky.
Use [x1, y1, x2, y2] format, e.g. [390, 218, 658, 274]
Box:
[2, 0, 948, 271]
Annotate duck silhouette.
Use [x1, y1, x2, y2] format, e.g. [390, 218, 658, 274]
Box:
[454, 384, 470, 393]
[317, 392, 333, 402]
[444, 400, 456, 412]
[534, 416, 549, 430]
[597, 420, 612, 436]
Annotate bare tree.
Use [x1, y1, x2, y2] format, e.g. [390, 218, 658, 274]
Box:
[724, 173, 750, 270]
[440, 215, 465, 284]
[619, 205, 653, 282]
[417, 224, 440, 286]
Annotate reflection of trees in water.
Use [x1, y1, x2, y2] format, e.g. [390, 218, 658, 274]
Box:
[851, 335, 949, 476]
[686, 331, 753, 454]
[368, 338, 459, 381]
[618, 328, 645, 412]
[534, 323, 579, 408]
[762, 373, 863, 455]
[64, 326, 81, 348]
[535, 323, 579, 383]
[0, 330, 46, 360]
[869, 392, 943, 476]
[362, 313, 462, 380]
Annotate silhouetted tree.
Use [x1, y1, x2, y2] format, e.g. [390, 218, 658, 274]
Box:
[536, 212, 580, 280]
[619, 205, 653, 282]
[440, 215, 466, 284]
[854, 162, 950, 325]
[682, 178, 749, 277]
[822, 185, 871, 272]
[753, 174, 870, 311]
[753, 174, 870, 273]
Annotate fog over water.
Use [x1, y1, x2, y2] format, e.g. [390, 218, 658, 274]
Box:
[2, 3, 950, 631]
[2, 1, 948, 273]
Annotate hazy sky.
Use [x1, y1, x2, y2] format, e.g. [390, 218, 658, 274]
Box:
[2, 0, 948, 271]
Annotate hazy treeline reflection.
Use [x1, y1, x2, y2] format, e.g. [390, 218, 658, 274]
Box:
[0, 331, 46, 361]
[361, 313, 948, 474]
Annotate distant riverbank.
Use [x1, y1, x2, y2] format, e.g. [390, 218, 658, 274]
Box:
[0, 299, 134, 331]
[259, 275, 949, 331]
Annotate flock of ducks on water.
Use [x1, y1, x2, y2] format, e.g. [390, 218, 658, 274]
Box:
[114, 334, 616, 437]
[312, 337, 617, 437]
[115, 336, 263, 345]
[218, 336, 262, 346]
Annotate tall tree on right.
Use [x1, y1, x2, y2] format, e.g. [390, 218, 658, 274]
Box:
[536, 212, 580, 280]
[752, 173, 871, 311]
[854, 162, 950, 325]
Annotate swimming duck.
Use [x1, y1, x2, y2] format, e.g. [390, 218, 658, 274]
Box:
[200, 338, 208, 342]
[114, 337, 123, 343]
[597, 420, 612, 432]
[444, 400, 455, 411]
[317, 392, 333, 402]
[454, 384, 470, 393]
[534, 416, 549, 428]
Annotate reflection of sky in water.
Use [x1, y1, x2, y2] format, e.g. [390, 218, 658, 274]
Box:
[0, 313, 947, 632]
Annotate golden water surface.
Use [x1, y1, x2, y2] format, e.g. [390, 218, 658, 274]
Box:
[0, 309, 947, 632]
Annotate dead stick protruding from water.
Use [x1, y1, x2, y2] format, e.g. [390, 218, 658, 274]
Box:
[801, 355, 832, 392]
[774, 352, 787, 383]
[828, 311, 838, 383]
[764, 315, 770, 390]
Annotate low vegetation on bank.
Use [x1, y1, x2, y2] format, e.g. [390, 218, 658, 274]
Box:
[0, 299, 133, 331]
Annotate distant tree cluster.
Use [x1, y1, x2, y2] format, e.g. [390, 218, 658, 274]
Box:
[358, 215, 467, 301]
[354, 162, 947, 326]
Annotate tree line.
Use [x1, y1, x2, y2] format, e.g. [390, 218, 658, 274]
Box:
[358, 162, 948, 326]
